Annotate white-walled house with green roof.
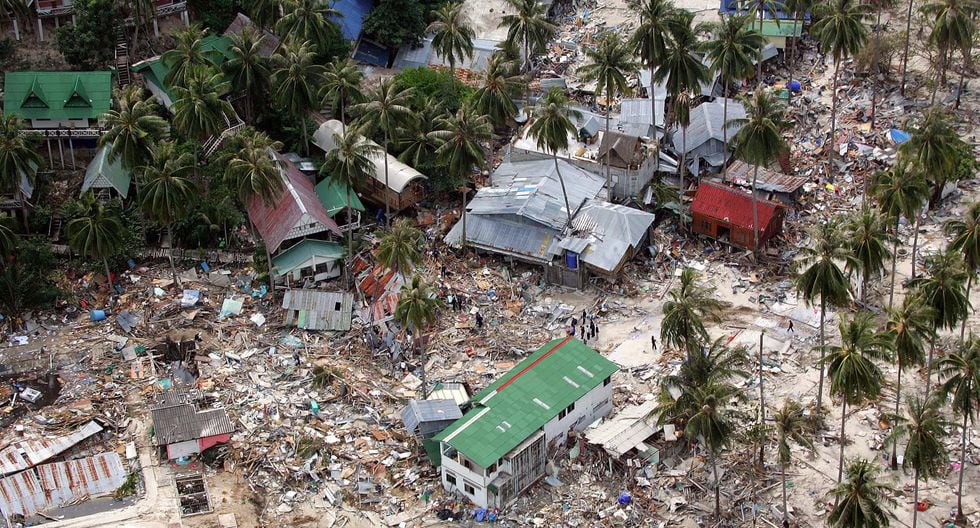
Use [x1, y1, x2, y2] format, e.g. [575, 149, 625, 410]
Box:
[81, 143, 131, 200]
[433, 337, 618, 509]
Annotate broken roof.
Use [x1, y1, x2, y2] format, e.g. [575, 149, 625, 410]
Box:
[573, 200, 655, 272]
[2, 71, 112, 121]
[691, 181, 784, 232]
[401, 399, 463, 433]
[271, 239, 345, 277]
[434, 337, 618, 469]
[393, 36, 501, 72]
[444, 213, 562, 263]
[0, 452, 127, 520]
[725, 161, 808, 195]
[281, 289, 353, 331]
[150, 402, 234, 446]
[585, 400, 659, 457]
[599, 131, 643, 168]
[0, 421, 103, 476]
[315, 178, 366, 217]
[313, 120, 427, 194]
[81, 144, 131, 198]
[619, 97, 665, 130]
[671, 98, 746, 153]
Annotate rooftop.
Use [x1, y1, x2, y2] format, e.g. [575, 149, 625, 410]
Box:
[313, 120, 427, 194]
[671, 98, 746, 153]
[281, 289, 354, 331]
[150, 399, 234, 446]
[81, 144, 132, 198]
[2, 71, 112, 121]
[434, 338, 618, 469]
[271, 239, 345, 277]
[725, 161, 808, 195]
[691, 181, 784, 232]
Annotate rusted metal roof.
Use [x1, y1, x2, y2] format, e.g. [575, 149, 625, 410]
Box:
[246, 151, 341, 253]
[222, 13, 280, 58]
[725, 161, 808, 195]
[0, 421, 103, 476]
[691, 182, 783, 232]
[0, 452, 127, 519]
[282, 290, 354, 331]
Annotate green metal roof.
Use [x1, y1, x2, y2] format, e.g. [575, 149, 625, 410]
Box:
[81, 144, 132, 198]
[3, 71, 112, 120]
[271, 239, 345, 277]
[315, 179, 366, 217]
[752, 20, 803, 38]
[434, 338, 618, 468]
[132, 35, 235, 108]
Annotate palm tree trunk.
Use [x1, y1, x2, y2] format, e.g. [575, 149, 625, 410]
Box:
[816, 300, 826, 414]
[900, 0, 914, 95]
[836, 399, 847, 490]
[828, 60, 841, 172]
[168, 225, 179, 288]
[912, 467, 921, 528]
[890, 362, 902, 469]
[460, 189, 467, 253]
[340, 99, 346, 134]
[758, 331, 765, 466]
[554, 153, 573, 230]
[605, 94, 612, 200]
[781, 463, 789, 528]
[680, 128, 687, 200]
[954, 55, 967, 109]
[383, 132, 391, 228]
[752, 163, 760, 253]
[722, 91, 730, 180]
[925, 332, 936, 396]
[650, 65, 658, 160]
[931, 45, 946, 105]
[788, 15, 800, 105]
[418, 328, 428, 399]
[708, 447, 721, 517]
[104, 258, 112, 288]
[757, 2, 764, 80]
[346, 188, 353, 290]
[960, 273, 972, 342]
[888, 221, 900, 310]
[911, 215, 920, 279]
[861, 272, 869, 303]
[955, 411, 969, 522]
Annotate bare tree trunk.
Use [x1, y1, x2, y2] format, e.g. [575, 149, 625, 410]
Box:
[816, 301, 826, 414]
[888, 221, 900, 310]
[418, 328, 428, 399]
[708, 447, 721, 517]
[680, 128, 687, 200]
[554, 153, 573, 230]
[890, 364, 902, 469]
[900, 0, 915, 95]
[757, 1, 764, 80]
[758, 331, 766, 466]
[925, 333, 936, 396]
[722, 91, 730, 180]
[168, 225, 179, 288]
[650, 64, 659, 157]
[836, 399, 848, 495]
[954, 56, 967, 109]
[383, 132, 391, 228]
[955, 411, 969, 522]
[346, 188, 353, 290]
[828, 60, 841, 173]
[911, 215, 920, 279]
[752, 163, 760, 253]
[931, 45, 947, 105]
[960, 274, 972, 342]
[605, 94, 613, 200]
[788, 16, 800, 106]
[912, 468, 921, 528]
[104, 258, 112, 288]
[781, 463, 789, 528]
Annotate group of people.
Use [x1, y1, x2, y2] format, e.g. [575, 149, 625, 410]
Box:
[568, 310, 600, 344]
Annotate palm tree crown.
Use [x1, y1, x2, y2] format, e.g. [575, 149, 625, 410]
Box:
[321, 128, 380, 265]
[0, 114, 43, 195]
[398, 99, 446, 169]
[171, 67, 235, 141]
[225, 130, 285, 206]
[377, 218, 424, 277]
[701, 14, 763, 90]
[845, 207, 893, 300]
[911, 250, 971, 332]
[100, 86, 169, 173]
[224, 26, 271, 121]
[433, 105, 493, 184]
[276, 0, 342, 55]
[427, 2, 475, 80]
[812, 0, 870, 65]
[394, 275, 443, 398]
[660, 267, 725, 352]
[827, 458, 897, 528]
[655, 10, 708, 100]
[499, 0, 557, 73]
[67, 193, 126, 280]
[162, 25, 214, 89]
[321, 58, 365, 126]
[935, 335, 980, 522]
[528, 88, 582, 229]
[471, 52, 522, 128]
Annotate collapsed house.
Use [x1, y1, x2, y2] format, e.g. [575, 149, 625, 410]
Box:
[281, 289, 354, 331]
[433, 337, 618, 509]
[670, 98, 746, 176]
[722, 161, 809, 206]
[444, 159, 654, 287]
[150, 391, 235, 460]
[690, 181, 786, 251]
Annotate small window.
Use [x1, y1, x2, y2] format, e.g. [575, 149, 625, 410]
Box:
[334, 301, 342, 311]
[464, 483, 476, 495]
[445, 472, 457, 486]
[603, 376, 611, 386]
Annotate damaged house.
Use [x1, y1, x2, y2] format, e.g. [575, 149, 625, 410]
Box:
[722, 160, 808, 206]
[691, 181, 786, 251]
[670, 98, 746, 176]
[150, 391, 235, 460]
[444, 159, 654, 288]
[433, 337, 618, 509]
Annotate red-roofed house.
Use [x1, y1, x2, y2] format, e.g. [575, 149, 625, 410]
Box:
[691, 182, 786, 250]
[247, 151, 342, 253]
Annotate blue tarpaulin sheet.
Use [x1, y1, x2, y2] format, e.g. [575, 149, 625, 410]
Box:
[332, 0, 372, 41]
[889, 129, 911, 144]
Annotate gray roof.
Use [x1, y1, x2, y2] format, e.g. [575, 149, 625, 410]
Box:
[393, 36, 501, 72]
[620, 98, 665, 129]
[151, 403, 234, 446]
[282, 290, 354, 331]
[725, 161, 808, 194]
[755, 43, 779, 64]
[445, 214, 562, 262]
[671, 98, 746, 153]
[573, 201, 655, 273]
[401, 399, 462, 433]
[572, 107, 612, 137]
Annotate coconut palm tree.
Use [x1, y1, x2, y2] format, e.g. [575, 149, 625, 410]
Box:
[398, 99, 446, 168]
[871, 158, 930, 309]
[936, 335, 980, 523]
[921, 0, 976, 102]
[827, 458, 897, 528]
[394, 275, 443, 398]
[661, 267, 726, 353]
[884, 294, 936, 469]
[67, 193, 126, 282]
[432, 105, 493, 189]
[822, 311, 889, 485]
[527, 89, 581, 229]
[245, 0, 281, 29]
[500, 0, 557, 74]
[910, 249, 971, 394]
[578, 33, 639, 196]
[377, 218, 424, 277]
[427, 2, 475, 92]
[672, 91, 692, 196]
[729, 88, 790, 252]
[276, 0, 342, 55]
[471, 52, 522, 128]
[683, 380, 745, 518]
[774, 399, 814, 528]
[171, 67, 235, 143]
[811, 0, 869, 168]
[0, 114, 43, 199]
[139, 141, 197, 285]
[99, 86, 169, 174]
[899, 108, 961, 209]
[272, 40, 325, 155]
[656, 9, 709, 102]
[225, 131, 285, 207]
[224, 26, 271, 123]
[320, 58, 364, 131]
[630, 0, 675, 148]
[785, 0, 815, 69]
[946, 202, 980, 341]
[845, 206, 892, 303]
[162, 24, 214, 89]
[321, 129, 380, 283]
[888, 394, 950, 528]
[794, 219, 855, 414]
[700, 14, 764, 178]
[352, 79, 414, 225]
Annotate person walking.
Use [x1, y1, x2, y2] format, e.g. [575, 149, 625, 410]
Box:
[651, 334, 657, 351]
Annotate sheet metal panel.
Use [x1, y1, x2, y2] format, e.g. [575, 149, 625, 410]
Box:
[0, 421, 103, 476]
[0, 452, 127, 519]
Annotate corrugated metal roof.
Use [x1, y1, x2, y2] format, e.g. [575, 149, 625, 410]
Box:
[3, 71, 112, 121]
[639, 57, 720, 98]
[444, 214, 561, 263]
[725, 161, 808, 195]
[332, 0, 372, 40]
[222, 13, 281, 57]
[671, 98, 746, 153]
[271, 239, 345, 277]
[246, 151, 341, 253]
[151, 404, 234, 446]
[620, 98, 665, 129]
[281, 289, 353, 331]
[81, 144, 131, 198]
[0, 421, 103, 476]
[573, 201, 654, 274]
[313, 120, 427, 194]
[401, 399, 463, 433]
[0, 452, 127, 519]
[434, 338, 618, 468]
[691, 181, 783, 232]
[585, 400, 659, 457]
[315, 179, 366, 217]
[393, 37, 501, 72]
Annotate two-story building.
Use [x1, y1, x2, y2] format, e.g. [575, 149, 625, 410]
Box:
[433, 337, 618, 509]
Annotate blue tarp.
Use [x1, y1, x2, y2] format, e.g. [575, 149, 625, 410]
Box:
[332, 0, 373, 41]
[889, 129, 911, 144]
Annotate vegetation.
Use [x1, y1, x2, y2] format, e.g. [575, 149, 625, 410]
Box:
[909, 250, 970, 394]
[888, 394, 950, 528]
[363, 0, 429, 53]
[936, 335, 980, 523]
[394, 276, 442, 398]
[660, 268, 725, 352]
[827, 458, 896, 528]
[56, 0, 118, 69]
[377, 218, 424, 277]
[526, 89, 580, 229]
[426, 2, 475, 92]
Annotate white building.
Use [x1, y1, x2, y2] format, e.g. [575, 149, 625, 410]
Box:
[433, 337, 618, 508]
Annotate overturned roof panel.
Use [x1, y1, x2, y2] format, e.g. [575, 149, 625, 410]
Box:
[0, 452, 127, 520]
[445, 214, 561, 263]
[281, 289, 353, 331]
[725, 161, 808, 195]
[585, 400, 659, 457]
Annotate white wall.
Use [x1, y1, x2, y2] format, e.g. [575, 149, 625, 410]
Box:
[29, 118, 92, 129]
[440, 455, 491, 507]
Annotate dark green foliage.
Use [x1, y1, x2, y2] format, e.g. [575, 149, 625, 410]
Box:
[56, 0, 119, 70]
[0, 38, 15, 67]
[363, 0, 427, 52]
[393, 67, 473, 114]
[0, 237, 61, 322]
[187, 0, 242, 32]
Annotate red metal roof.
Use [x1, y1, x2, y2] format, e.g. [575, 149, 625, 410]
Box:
[691, 182, 783, 232]
[246, 152, 341, 253]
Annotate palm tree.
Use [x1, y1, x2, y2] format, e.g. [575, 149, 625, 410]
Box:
[871, 158, 930, 309]
[272, 40, 325, 155]
[321, 58, 364, 130]
[785, 0, 815, 75]
[139, 141, 197, 285]
[245, 0, 281, 29]
[884, 294, 936, 469]
[630, 0, 675, 149]
[936, 335, 980, 523]
[845, 207, 892, 303]
[352, 79, 414, 225]
[578, 33, 638, 196]
[171, 67, 235, 142]
[500, 0, 557, 74]
[394, 275, 443, 398]
[822, 311, 889, 485]
[67, 193, 125, 282]
[398, 99, 446, 168]
[276, 0, 342, 56]
[321, 129, 380, 282]
[811, 0, 869, 168]
[683, 380, 744, 518]
[729, 88, 790, 252]
[377, 218, 424, 277]
[827, 458, 897, 528]
[471, 52, 522, 128]
[527, 88, 581, 229]
[910, 249, 971, 395]
[946, 202, 980, 340]
[700, 14, 764, 178]
[427, 2, 475, 92]
[0, 0, 30, 41]
[661, 267, 725, 352]
[224, 26, 271, 123]
[889, 395, 950, 528]
[899, 108, 960, 209]
[433, 105, 493, 189]
[162, 25, 213, 89]
[0, 113, 43, 202]
[672, 91, 692, 196]
[774, 399, 814, 528]
[655, 9, 709, 102]
[921, 0, 976, 102]
[225, 131, 285, 207]
[100, 86, 168, 176]
[794, 219, 855, 414]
